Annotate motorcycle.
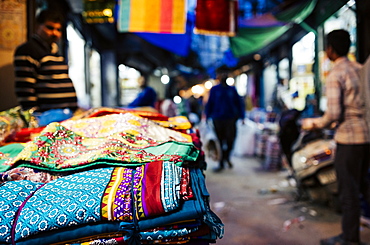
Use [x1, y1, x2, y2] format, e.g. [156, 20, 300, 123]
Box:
[278, 110, 339, 209]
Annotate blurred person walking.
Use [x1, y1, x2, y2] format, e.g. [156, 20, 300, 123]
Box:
[128, 74, 157, 109]
[302, 29, 370, 245]
[205, 69, 245, 172]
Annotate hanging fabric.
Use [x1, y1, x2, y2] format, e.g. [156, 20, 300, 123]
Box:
[194, 0, 238, 36]
[117, 0, 187, 34]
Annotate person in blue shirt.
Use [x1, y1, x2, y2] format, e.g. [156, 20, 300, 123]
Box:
[205, 69, 245, 172]
[128, 75, 157, 109]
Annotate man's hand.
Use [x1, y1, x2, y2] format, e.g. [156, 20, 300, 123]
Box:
[301, 118, 316, 130]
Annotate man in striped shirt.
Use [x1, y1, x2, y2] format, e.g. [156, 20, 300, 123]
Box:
[303, 29, 370, 245]
[14, 9, 78, 112]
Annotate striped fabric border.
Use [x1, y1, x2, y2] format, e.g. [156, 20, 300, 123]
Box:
[118, 0, 186, 34]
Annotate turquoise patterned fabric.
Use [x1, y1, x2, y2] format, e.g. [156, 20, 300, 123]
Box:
[140, 226, 198, 240]
[162, 161, 181, 212]
[0, 180, 43, 243]
[0, 167, 224, 244]
[14, 167, 114, 241]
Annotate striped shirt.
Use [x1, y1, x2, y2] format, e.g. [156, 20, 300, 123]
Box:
[14, 35, 78, 112]
[314, 57, 369, 144]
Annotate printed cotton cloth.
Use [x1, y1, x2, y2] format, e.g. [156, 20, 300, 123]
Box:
[0, 166, 223, 244]
[0, 108, 223, 245]
[0, 119, 199, 172]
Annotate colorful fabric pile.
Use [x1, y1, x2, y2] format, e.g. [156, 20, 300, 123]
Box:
[0, 108, 223, 245]
[0, 107, 38, 146]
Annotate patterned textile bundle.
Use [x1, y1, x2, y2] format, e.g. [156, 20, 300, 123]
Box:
[0, 165, 222, 244]
[0, 113, 198, 173]
[0, 107, 38, 146]
[0, 110, 223, 244]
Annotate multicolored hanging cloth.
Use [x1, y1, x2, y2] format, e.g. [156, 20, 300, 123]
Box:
[194, 0, 238, 36]
[117, 0, 187, 34]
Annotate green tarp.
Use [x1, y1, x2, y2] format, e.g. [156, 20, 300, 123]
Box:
[230, 0, 318, 57]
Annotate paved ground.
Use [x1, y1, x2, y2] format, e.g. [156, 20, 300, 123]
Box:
[203, 154, 370, 245]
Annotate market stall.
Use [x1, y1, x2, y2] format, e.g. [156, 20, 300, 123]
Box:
[0, 107, 224, 245]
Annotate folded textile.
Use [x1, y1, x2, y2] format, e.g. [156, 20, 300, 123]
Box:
[64, 222, 210, 244]
[0, 180, 44, 244]
[153, 116, 192, 130]
[61, 113, 191, 142]
[0, 143, 25, 172]
[0, 166, 223, 245]
[0, 108, 223, 245]
[0, 107, 40, 145]
[0, 167, 60, 183]
[0, 122, 199, 172]
[9, 127, 45, 144]
[69, 107, 169, 122]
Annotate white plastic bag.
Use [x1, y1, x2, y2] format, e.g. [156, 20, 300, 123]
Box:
[233, 119, 258, 157]
[198, 119, 221, 161]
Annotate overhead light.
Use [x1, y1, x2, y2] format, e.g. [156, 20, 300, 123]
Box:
[102, 9, 112, 17]
[226, 77, 234, 86]
[254, 54, 261, 60]
[153, 68, 162, 76]
[161, 75, 170, 84]
[191, 84, 204, 95]
[204, 80, 213, 89]
[173, 95, 182, 104]
[118, 64, 126, 71]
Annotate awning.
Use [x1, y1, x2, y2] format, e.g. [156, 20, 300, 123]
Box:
[230, 0, 317, 58]
[66, 0, 349, 76]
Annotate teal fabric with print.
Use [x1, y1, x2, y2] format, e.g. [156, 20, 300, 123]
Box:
[144, 141, 199, 163]
[0, 167, 224, 245]
[0, 180, 43, 243]
[161, 161, 181, 212]
[140, 227, 198, 240]
[14, 167, 114, 242]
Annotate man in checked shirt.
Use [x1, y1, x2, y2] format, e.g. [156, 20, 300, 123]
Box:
[302, 29, 370, 245]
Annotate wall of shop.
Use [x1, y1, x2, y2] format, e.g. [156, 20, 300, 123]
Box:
[0, 0, 27, 111]
[356, 0, 370, 63]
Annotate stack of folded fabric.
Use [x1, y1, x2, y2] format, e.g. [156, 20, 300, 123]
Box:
[0, 106, 38, 146]
[0, 109, 224, 245]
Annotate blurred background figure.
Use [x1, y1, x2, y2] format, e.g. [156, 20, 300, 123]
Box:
[13, 9, 78, 113]
[128, 74, 157, 109]
[301, 93, 318, 118]
[278, 108, 302, 167]
[160, 98, 177, 117]
[205, 69, 245, 172]
[187, 95, 203, 126]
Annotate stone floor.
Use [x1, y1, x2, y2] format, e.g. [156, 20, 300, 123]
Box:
[203, 154, 370, 245]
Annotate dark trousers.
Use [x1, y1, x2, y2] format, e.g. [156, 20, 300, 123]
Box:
[213, 118, 237, 168]
[335, 143, 370, 242]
